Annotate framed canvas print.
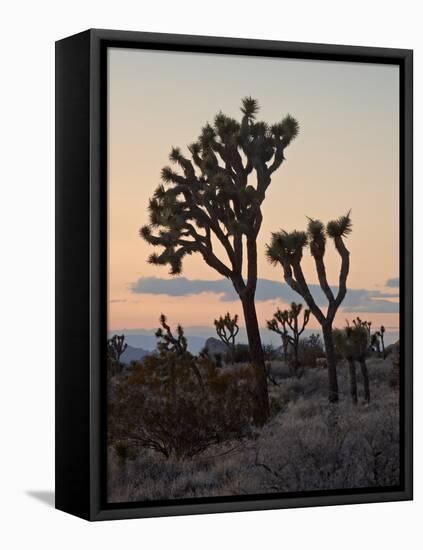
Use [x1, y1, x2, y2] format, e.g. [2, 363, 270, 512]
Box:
[55, 29, 413, 521]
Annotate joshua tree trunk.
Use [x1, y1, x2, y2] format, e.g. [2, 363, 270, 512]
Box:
[282, 337, 288, 363]
[241, 292, 270, 426]
[347, 359, 358, 405]
[359, 358, 370, 403]
[291, 335, 300, 377]
[322, 323, 339, 403]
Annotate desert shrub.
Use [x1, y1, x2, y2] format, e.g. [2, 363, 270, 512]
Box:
[113, 440, 137, 465]
[263, 344, 281, 362]
[107, 357, 124, 378]
[250, 396, 400, 494]
[108, 352, 256, 460]
[229, 344, 251, 364]
[108, 361, 400, 502]
[298, 333, 324, 368]
[214, 353, 223, 368]
[267, 361, 292, 380]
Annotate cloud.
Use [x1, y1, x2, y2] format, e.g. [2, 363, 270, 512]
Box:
[386, 277, 400, 288]
[130, 277, 234, 299]
[130, 276, 399, 313]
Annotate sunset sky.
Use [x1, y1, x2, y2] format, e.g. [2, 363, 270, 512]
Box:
[108, 47, 399, 341]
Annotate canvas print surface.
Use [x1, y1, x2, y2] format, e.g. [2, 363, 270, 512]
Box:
[107, 48, 400, 503]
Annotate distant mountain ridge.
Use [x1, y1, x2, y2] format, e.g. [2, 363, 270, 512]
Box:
[120, 344, 150, 365]
[204, 337, 228, 356]
[109, 327, 400, 356]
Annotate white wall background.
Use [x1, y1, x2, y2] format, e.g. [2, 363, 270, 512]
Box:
[0, 1, 420, 548]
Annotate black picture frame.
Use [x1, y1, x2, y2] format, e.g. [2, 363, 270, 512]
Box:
[55, 28, 413, 521]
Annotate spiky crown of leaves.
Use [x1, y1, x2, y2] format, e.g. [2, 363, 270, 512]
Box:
[266, 212, 352, 267]
[140, 97, 299, 275]
[265, 230, 308, 265]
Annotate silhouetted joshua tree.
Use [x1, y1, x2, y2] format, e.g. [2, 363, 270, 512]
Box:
[351, 318, 371, 402]
[371, 331, 381, 356]
[334, 327, 358, 404]
[266, 308, 289, 362]
[371, 325, 386, 358]
[155, 314, 188, 356]
[379, 325, 386, 359]
[107, 334, 127, 362]
[353, 317, 372, 340]
[266, 303, 310, 375]
[155, 315, 204, 394]
[266, 212, 352, 403]
[214, 312, 239, 364]
[140, 97, 299, 425]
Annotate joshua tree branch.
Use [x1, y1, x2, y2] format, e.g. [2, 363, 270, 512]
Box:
[268, 141, 285, 174]
[313, 256, 335, 304]
[290, 261, 326, 325]
[245, 236, 258, 295]
[200, 246, 233, 279]
[298, 310, 310, 337]
[332, 236, 350, 312]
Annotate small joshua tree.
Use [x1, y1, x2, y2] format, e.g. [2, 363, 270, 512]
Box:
[214, 312, 239, 364]
[372, 325, 386, 358]
[266, 212, 352, 403]
[298, 333, 324, 368]
[107, 334, 127, 362]
[154, 315, 203, 393]
[371, 331, 381, 356]
[351, 318, 371, 402]
[266, 308, 289, 362]
[107, 334, 128, 377]
[334, 327, 358, 404]
[140, 97, 300, 425]
[379, 325, 386, 358]
[155, 314, 188, 356]
[266, 303, 310, 375]
[334, 320, 371, 404]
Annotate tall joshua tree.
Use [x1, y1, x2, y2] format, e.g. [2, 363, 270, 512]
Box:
[266, 212, 352, 403]
[266, 303, 310, 375]
[141, 97, 299, 425]
[214, 312, 239, 364]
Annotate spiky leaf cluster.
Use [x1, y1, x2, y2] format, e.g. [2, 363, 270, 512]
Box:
[266, 230, 308, 265]
[326, 210, 353, 239]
